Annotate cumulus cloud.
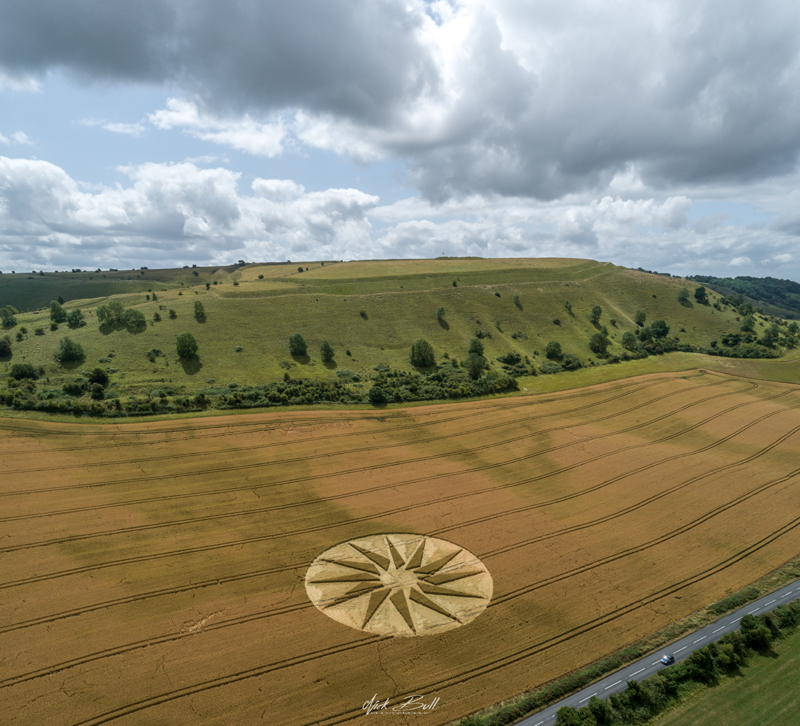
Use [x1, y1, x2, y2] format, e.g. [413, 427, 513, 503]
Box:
[148, 99, 286, 157]
[0, 157, 377, 269]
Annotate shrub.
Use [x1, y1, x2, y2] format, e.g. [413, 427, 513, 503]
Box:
[564, 300, 572, 313]
[410, 339, 435, 367]
[545, 341, 562, 360]
[368, 385, 388, 404]
[168, 309, 177, 319]
[153, 312, 161, 322]
[677, 287, 690, 304]
[590, 305, 602, 324]
[90, 383, 105, 400]
[635, 309, 647, 326]
[0, 335, 11, 357]
[194, 301, 206, 322]
[320, 340, 334, 362]
[50, 321, 59, 331]
[34, 327, 45, 335]
[56, 337, 85, 364]
[289, 333, 308, 356]
[10, 363, 37, 380]
[437, 306, 445, 320]
[176, 332, 198, 359]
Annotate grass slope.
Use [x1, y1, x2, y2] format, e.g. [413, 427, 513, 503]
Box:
[1, 258, 795, 411]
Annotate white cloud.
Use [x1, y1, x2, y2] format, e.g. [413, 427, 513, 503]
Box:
[0, 156, 377, 268]
[149, 98, 286, 157]
[80, 118, 146, 137]
[0, 131, 32, 145]
[730, 256, 753, 267]
[0, 71, 41, 92]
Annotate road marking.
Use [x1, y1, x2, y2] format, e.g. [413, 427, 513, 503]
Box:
[631, 668, 646, 676]
[765, 599, 776, 606]
[694, 636, 706, 643]
[748, 608, 760, 614]
[579, 693, 598, 703]
[712, 626, 725, 633]
[605, 680, 622, 690]
[533, 721, 543, 726]
[780, 592, 790, 597]
[733, 617, 741, 622]
[674, 646, 687, 653]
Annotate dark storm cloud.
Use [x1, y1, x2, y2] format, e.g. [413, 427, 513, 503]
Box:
[0, 0, 437, 123]
[3, 0, 800, 202]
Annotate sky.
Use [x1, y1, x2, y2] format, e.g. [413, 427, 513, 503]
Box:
[1, 0, 800, 280]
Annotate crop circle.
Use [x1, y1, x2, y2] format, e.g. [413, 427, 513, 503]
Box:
[305, 533, 493, 637]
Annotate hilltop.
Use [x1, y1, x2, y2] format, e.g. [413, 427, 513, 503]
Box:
[0, 257, 797, 417]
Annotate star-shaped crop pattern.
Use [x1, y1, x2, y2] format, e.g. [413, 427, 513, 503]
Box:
[305, 534, 493, 636]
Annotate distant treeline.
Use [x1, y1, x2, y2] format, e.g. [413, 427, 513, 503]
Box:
[687, 275, 800, 317]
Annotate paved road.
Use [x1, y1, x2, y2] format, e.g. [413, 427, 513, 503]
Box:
[518, 579, 800, 725]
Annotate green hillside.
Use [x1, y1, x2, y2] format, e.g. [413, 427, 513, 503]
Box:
[1, 258, 797, 417]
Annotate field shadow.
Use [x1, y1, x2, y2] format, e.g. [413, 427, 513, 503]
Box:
[438, 318, 450, 330]
[60, 359, 86, 372]
[679, 299, 694, 308]
[292, 353, 311, 365]
[179, 355, 203, 375]
[323, 360, 338, 370]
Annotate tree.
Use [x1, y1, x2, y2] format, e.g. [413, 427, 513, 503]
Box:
[634, 309, 647, 326]
[194, 301, 206, 322]
[410, 338, 435, 367]
[50, 300, 68, 323]
[788, 322, 799, 335]
[97, 300, 125, 327]
[67, 308, 85, 328]
[694, 285, 709, 304]
[0, 335, 11, 357]
[650, 319, 670, 338]
[123, 308, 146, 331]
[436, 306, 445, 320]
[761, 324, 780, 347]
[88, 368, 109, 387]
[589, 332, 609, 354]
[176, 332, 198, 359]
[468, 337, 484, 357]
[168, 309, 177, 319]
[297, 266, 304, 273]
[320, 340, 334, 362]
[590, 305, 602, 324]
[622, 331, 638, 350]
[677, 287, 690, 304]
[289, 333, 308, 356]
[545, 341, 563, 360]
[465, 353, 483, 380]
[740, 314, 755, 332]
[56, 337, 85, 364]
[1, 306, 18, 328]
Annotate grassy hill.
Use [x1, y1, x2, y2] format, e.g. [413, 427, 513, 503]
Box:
[1, 257, 797, 417]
